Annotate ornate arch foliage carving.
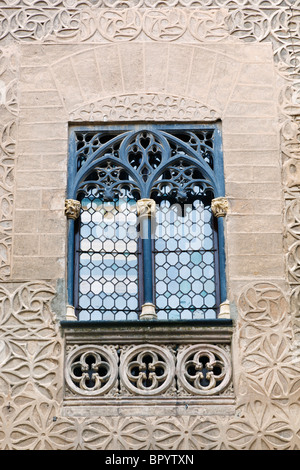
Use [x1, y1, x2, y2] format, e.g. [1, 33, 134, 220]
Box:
[72, 125, 219, 200]
[0, 7, 231, 43]
[236, 282, 300, 402]
[69, 93, 221, 122]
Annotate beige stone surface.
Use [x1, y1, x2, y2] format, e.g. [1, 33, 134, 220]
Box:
[13, 40, 284, 289]
[0, 2, 299, 451]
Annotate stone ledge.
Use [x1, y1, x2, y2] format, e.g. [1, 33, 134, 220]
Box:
[61, 328, 235, 417]
[62, 402, 236, 418]
[60, 319, 234, 344]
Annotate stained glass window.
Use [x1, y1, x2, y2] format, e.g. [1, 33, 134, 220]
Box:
[68, 124, 225, 321]
[76, 190, 139, 321]
[154, 199, 218, 320]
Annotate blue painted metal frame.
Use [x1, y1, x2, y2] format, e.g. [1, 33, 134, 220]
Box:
[67, 122, 227, 316]
[141, 215, 154, 306]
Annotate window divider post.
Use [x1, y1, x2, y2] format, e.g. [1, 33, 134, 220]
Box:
[211, 197, 229, 317]
[137, 199, 157, 320]
[65, 199, 81, 320]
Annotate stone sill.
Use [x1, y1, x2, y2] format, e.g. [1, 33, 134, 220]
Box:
[60, 319, 234, 344]
[62, 401, 236, 418]
[61, 319, 235, 417]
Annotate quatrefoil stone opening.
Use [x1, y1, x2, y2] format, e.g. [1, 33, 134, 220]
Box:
[120, 344, 175, 396]
[66, 345, 118, 396]
[176, 344, 231, 396]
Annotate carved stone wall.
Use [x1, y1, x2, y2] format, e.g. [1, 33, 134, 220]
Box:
[62, 324, 235, 415]
[0, 1, 299, 450]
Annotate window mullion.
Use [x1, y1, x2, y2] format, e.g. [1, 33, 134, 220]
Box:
[137, 199, 157, 320]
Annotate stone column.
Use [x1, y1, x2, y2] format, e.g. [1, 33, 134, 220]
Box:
[65, 199, 81, 321]
[137, 198, 157, 320]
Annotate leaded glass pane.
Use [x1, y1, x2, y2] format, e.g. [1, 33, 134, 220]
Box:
[77, 188, 139, 321]
[71, 125, 223, 322]
[154, 198, 217, 320]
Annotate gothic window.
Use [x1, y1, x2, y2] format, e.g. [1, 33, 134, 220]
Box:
[66, 124, 226, 322]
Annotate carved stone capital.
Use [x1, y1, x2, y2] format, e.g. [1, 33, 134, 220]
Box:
[65, 199, 81, 220]
[137, 198, 156, 217]
[211, 197, 228, 218]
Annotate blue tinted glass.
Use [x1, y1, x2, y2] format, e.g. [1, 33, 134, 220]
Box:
[78, 190, 139, 321]
[154, 199, 217, 320]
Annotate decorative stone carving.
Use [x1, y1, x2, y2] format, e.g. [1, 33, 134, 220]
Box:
[211, 197, 228, 218]
[0, 242, 297, 446]
[65, 199, 81, 219]
[287, 241, 300, 285]
[0, 0, 299, 452]
[136, 199, 156, 253]
[176, 344, 232, 396]
[0, 282, 62, 403]
[0, 7, 231, 44]
[136, 198, 156, 218]
[0, 402, 297, 450]
[238, 282, 288, 327]
[0, 46, 18, 280]
[99, 9, 142, 41]
[237, 282, 297, 402]
[143, 8, 187, 41]
[65, 345, 119, 396]
[119, 344, 175, 396]
[189, 8, 230, 42]
[69, 93, 221, 123]
[63, 339, 234, 404]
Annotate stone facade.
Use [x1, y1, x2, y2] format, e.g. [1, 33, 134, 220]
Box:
[0, 0, 299, 450]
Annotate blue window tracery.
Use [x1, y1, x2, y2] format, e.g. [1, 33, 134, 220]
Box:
[67, 124, 226, 321]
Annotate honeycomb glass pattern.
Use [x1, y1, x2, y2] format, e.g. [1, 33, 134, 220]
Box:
[70, 125, 224, 322]
[77, 188, 139, 321]
[154, 199, 217, 320]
